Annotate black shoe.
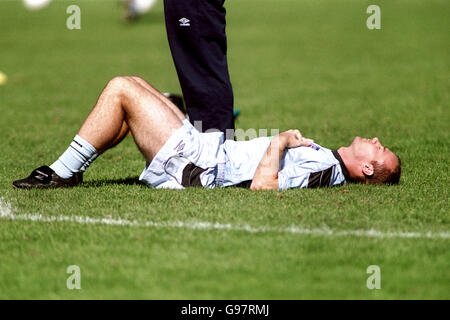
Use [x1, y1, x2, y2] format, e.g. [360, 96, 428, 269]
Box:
[12, 166, 83, 189]
[164, 93, 186, 114]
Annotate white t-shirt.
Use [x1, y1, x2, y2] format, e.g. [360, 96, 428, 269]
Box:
[222, 138, 349, 189]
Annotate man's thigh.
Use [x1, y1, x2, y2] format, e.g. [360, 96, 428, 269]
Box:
[121, 77, 183, 162]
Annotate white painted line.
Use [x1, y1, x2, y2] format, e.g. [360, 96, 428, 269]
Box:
[1, 198, 449, 239]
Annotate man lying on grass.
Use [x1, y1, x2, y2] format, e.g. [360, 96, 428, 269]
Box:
[13, 76, 401, 190]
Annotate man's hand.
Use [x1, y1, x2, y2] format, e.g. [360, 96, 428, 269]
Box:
[250, 129, 313, 190]
[279, 129, 314, 149]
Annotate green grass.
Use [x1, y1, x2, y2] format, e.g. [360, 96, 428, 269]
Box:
[0, 0, 449, 299]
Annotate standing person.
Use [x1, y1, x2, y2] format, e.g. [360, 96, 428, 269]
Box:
[163, 0, 235, 138]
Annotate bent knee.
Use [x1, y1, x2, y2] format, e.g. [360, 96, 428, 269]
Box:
[107, 76, 137, 95]
[108, 76, 129, 87]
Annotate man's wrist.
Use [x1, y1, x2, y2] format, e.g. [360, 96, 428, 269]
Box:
[272, 135, 288, 151]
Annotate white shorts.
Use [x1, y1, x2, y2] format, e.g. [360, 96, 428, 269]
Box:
[139, 119, 226, 189]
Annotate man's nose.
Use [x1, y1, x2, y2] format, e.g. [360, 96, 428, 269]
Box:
[372, 137, 379, 144]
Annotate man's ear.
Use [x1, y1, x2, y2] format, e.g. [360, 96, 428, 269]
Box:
[362, 163, 374, 177]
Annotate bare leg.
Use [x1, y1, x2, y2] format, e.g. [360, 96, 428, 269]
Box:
[78, 76, 183, 161]
[102, 119, 130, 153]
[128, 76, 187, 121]
[89, 76, 187, 153]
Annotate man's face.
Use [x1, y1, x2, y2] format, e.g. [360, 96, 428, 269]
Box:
[349, 136, 398, 171]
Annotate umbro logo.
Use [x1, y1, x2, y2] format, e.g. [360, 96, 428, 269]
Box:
[179, 17, 190, 27]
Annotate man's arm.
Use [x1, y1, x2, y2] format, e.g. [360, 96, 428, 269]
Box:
[250, 130, 313, 190]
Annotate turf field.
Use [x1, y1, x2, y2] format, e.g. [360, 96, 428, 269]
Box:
[0, 0, 449, 299]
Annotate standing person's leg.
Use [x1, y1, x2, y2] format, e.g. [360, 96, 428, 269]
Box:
[164, 0, 234, 138]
